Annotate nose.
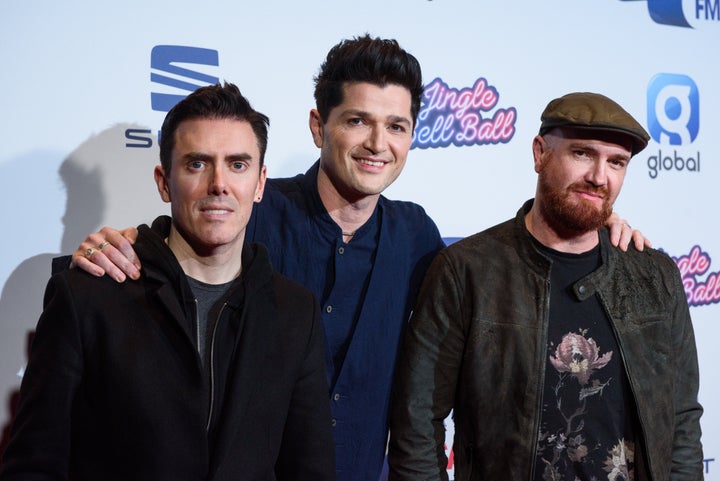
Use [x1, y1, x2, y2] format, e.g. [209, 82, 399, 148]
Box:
[364, 126, 388, 154]
[208, 165, 228, 195]
[586, 160, 608, 187]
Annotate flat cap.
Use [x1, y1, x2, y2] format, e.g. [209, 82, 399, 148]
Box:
[539, 92, 650, 155]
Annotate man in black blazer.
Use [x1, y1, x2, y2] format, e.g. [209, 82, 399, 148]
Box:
[0, 82, 336, 481]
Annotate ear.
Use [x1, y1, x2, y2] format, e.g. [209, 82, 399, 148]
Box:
[254, 165, 267, 203]
[154, 165, 171, 203]
[309, 109, 324, 148]
[532, 135, 547, 173]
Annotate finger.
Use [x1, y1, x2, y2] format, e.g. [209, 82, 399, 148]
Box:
[119, 226, 139, 243]
[71, 235, 109, 272]
[81, 244, 132, 282]
[96, 243, 140, 281]
[607, 219, 624, 248]
[71, 252, 105, 277]
[616, 223, 633, 252]
[74, 235, 137, 282]
[632, 229, 651, 252]
[101, 227, 141, 271]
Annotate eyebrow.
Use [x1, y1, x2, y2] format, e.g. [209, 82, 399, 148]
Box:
[345, 109, 412, 127]
[183, 152, 254, 162]
[388, 114, 413, 127]
[567, 141, 631, 162]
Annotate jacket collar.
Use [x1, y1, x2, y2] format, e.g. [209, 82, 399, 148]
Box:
[132, 215, 275, 347]
[136, 216, 273, 299]
[514, 199, 615, 301]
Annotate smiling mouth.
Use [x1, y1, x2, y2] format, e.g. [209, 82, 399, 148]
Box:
[357, 158, 386, 168]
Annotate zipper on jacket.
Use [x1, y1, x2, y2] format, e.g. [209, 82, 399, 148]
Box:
[205, 301, 228, 432]
[192, 298, 214, 433]
[193, 299, 201, 359]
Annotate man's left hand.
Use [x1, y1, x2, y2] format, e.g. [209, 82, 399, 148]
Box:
[607, 212, 652, 252]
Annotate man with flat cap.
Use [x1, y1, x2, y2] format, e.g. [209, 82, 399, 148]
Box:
[387, 92, 704, 481]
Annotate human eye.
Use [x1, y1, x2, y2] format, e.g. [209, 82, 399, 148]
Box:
[347, 117, 363, 126]
[231, 161, 248, 171]
[609, 158, 628, 170]
[389, 123, 407, 133]
[188, 160, 205, 171]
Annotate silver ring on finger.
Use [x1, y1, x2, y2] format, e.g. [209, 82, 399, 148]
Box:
[98, 241, 110, 250]
[84, 247, 97, 259]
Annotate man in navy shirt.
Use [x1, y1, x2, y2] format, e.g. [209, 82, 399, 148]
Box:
[62, 35, 443, 481]
[61, 37, 644, 481]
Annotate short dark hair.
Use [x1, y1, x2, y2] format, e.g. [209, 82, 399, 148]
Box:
[313, 34, 423, 126]
[159, 82, 269, 174]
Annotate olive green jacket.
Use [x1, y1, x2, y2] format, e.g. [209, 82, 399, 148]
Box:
[389, 200, 703, 481]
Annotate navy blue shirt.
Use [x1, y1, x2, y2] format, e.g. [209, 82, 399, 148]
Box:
[322, 210, 379, 386]
[246, 162, 445, 481]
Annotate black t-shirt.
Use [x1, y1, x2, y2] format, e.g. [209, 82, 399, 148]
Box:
[534, 241, 637, 481]
[188, 276, 234, 365]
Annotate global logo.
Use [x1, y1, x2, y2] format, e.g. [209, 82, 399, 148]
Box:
[645, 73, 700, 178]
[647, 73, 699, 145]
[619, 0, 720, 27]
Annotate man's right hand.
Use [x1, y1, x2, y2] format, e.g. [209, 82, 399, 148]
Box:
[71, 226, 141, 282]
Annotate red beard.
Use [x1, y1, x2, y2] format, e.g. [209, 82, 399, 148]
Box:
[538, 173, 613, 238]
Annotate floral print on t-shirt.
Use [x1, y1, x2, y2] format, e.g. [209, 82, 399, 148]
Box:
[536, 330, 635, 481]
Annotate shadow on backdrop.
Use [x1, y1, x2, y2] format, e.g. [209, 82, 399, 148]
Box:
[0, 124, 167, 460]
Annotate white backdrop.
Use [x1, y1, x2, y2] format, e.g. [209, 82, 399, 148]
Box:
[1, 1, 717, 478]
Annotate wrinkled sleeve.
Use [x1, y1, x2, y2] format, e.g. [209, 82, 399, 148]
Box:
[388, 251, 466, 481]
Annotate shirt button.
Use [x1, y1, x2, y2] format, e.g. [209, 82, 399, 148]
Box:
[331, 419, 337, 427]
[326, 305, 333, 314]
[578, 285, 587, 295]
[338, 247, 345, 255]
[333, 393, 341, 401]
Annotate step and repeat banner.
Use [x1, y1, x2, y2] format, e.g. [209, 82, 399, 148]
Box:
[1, 1, 718, 478]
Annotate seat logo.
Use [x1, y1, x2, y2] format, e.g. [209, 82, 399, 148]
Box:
[150, 45, 220, 112]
